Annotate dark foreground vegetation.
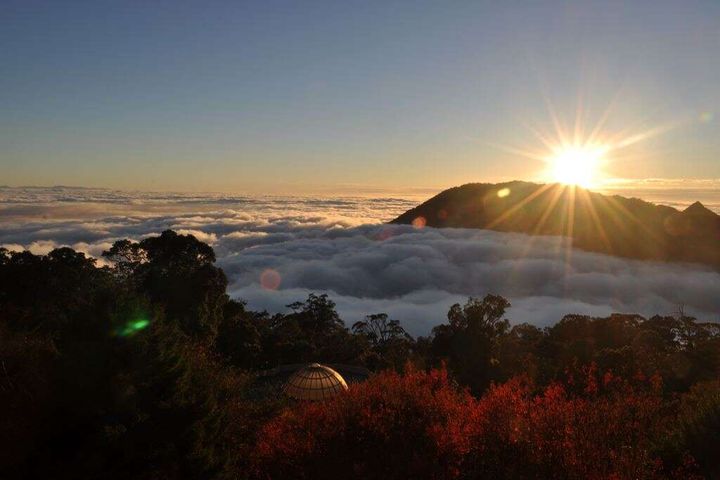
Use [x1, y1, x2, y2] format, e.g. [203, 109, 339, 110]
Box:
[1, 230, 719, 479]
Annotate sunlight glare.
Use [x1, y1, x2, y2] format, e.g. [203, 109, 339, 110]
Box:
[548, 146, 606, 188]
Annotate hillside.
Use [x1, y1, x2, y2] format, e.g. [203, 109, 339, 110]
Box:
[391, 181, 720, 266]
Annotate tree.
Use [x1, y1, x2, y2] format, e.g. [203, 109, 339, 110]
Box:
[216, 300, 264, 369]
[286, 293, 344, 339]
[252, 367, 692, 480]
[497, 323, 544, 382]
[3, 233, 717, 478]
[103, 230, 228, 340]
[352, 313, 411, 347]
[352, 313, 414, 369]
[673, 381, 720, 478]
[0, 247, 150, 477]
[431, 294, 511, 393]
[101, 239, 146, 277]
[255, 294, 365, 366]
[252, 367, 473, 480]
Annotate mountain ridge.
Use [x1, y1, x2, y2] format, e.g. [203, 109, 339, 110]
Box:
[684, 200, 716, 216]
[391, 181, 720, 267]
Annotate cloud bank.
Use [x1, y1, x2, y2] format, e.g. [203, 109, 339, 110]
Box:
[1, 187, 718, 335]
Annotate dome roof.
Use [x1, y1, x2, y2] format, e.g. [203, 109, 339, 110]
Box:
[283, 363, 349, 401]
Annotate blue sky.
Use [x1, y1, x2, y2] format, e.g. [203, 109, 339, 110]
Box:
[1, 0, 718, 193]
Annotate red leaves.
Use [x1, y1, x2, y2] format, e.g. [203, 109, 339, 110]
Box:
[252, 367, 473, 479]
[252, 367, 691, 479]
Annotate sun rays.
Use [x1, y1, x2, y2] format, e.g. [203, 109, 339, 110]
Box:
[487, 92, 685, 192]
[481, 97, 684, 271]
[488, 181, 673, 277]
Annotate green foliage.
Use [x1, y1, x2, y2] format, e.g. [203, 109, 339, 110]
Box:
[255, 293, 366, 366]
[352, 313, 414, 370]
[430, 294, 511, 393]
[104, 230, 228, 340]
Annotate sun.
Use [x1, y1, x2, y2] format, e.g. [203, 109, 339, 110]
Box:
[548, 146, 606, 188]
[487, 97, 676, 191]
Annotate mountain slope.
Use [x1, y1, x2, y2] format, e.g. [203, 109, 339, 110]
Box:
[391, 181, 720, 266]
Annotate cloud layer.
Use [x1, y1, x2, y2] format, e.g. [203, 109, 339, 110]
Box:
[2, 187, 719, 335]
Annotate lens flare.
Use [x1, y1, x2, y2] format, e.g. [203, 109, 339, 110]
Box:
[699, 112, 714, 123]
[497, 188, 511, 198]
[260, 268, 282, 290]
[115, 319, 150, 337]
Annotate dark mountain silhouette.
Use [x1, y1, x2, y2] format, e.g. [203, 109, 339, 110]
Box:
[684, 201, 715, 216]
[391, 181, 720, 267]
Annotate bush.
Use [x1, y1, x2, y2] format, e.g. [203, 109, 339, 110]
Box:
[252, 368, 473, 480]
[252, 366, 693, 480]
[675, 381, 720, 478]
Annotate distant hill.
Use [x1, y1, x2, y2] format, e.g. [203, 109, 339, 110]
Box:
[391, 181, 720, 267]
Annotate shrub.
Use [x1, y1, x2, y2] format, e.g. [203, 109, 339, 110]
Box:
[252, 366, 693, 479]
[252, 368, 473, 480]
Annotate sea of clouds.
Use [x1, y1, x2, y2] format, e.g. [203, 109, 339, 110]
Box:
[1, 185, 719, 335]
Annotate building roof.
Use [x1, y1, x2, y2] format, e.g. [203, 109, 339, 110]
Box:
[282, 363, 349, 401]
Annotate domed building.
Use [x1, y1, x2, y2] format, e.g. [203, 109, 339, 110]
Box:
[282, 363, 349, 401]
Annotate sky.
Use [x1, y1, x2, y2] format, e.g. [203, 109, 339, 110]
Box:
[1, 0, 719, 194]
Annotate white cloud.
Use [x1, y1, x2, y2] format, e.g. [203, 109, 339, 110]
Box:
[175, 229, 218, 245]
[219, 225, 720, 334]
[1, 186, 718, 335]
[27, 240, 59, 255]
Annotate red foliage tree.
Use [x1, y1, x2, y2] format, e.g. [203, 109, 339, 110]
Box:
[252, 367, 473, 479]
[250, 370, 474, 478]
[252, 366, 699, 480]
[464, 368, 671, 479]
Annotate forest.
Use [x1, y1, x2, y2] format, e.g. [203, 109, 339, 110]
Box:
[1, 230, 719, 479]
